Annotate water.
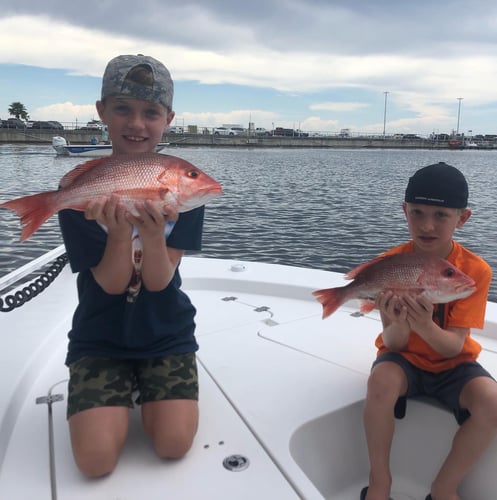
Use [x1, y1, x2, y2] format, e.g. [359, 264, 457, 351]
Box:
[1, 144, 497, 301]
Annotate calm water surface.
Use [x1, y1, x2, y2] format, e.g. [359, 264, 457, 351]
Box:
[1, 144, 496, 301]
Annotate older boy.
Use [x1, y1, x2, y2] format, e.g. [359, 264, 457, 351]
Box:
[59, 55, 202, 477]
[362, 162, 497, 500]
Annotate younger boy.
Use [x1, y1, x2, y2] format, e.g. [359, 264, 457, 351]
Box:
[59, 54, 202, 477]
[362, 162, 497, 500]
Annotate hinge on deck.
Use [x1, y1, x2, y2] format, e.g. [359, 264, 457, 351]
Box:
[220, 297, 279, 325]
[350, 311, 364, 317]
[36, 394, 64, 405]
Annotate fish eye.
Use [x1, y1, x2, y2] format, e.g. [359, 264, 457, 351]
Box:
[443, 268, 455, 277]
[187, 169, 199, 179]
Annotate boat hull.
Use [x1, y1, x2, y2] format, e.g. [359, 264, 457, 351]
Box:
[52, 136, 169, 157]
[54, 144, 114, 157]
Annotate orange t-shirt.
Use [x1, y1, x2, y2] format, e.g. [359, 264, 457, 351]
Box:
[375, 241, 492, 373]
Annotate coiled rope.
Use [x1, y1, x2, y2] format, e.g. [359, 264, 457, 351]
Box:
[0, 253, 68, 312]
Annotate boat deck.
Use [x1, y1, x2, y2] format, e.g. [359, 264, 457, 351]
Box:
[1, 253, 497, 499]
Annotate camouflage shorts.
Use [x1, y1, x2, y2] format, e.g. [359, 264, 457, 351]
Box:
[67, 353, 198, 418]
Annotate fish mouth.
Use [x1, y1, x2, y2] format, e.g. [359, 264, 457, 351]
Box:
[455, 285, 477, 298]
[424, 284, 476, 303]
[180, 186, 222, 210]
[198, 184, 223, 196]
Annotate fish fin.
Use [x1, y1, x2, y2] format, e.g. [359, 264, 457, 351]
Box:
[345, 255, 388, 280]
[312, 287, 346, 318]
[359, 300, 376, 314]
[59, 158, 106, 188]
[0, 192, 57, 241]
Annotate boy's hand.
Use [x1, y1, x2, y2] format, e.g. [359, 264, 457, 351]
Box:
[85, 195, 132, 241]
[126, 201, 178, 242]
[376, 290, 409, 325]
[402, 293, 434, 334]
[376, 290, 410, 350]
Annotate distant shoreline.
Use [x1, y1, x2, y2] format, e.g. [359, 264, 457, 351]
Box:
[0, 129, 486, 150]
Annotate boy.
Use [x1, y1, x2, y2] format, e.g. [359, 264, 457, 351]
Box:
[361, 162, 497, 500]
[59, 54, 202, 477]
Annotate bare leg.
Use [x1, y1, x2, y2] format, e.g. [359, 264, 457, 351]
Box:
[363, 361, 408, 500]
[69, 406, 129, 477]
[142, 399, 199, 458]
[429, 377, 497, 500]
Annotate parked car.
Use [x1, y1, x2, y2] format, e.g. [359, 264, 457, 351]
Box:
[273, 127, 308, 137]
[82, 120, 103, 130]
[31, 121, 56, 129]
[213, 127, 232, 135]
[1, 118, 26, 129]
[213, 127, 228, 135]
[294, 129, 309, 137]
[255, 127, 270, 136]
[47, 121, 64, 130]
[167, 126, 184, 134]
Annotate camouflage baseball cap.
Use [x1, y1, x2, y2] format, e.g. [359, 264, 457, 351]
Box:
[101, 54, 173, 110]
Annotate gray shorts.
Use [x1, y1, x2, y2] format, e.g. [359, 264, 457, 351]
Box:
[67, 352, 198, 418]
[373, 351, 494, 424]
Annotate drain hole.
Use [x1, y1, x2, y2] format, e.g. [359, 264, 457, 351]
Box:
[222, 454, 250, 471]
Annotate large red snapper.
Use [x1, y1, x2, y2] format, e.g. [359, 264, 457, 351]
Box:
[313, 253, 476, 318]
[0, 152, 222, 241]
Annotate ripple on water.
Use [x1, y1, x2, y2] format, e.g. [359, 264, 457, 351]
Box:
[1, 145, 497, 301]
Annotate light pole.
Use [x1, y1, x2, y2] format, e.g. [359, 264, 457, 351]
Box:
[456, 97, 463, 135]
[383, 91, 389, 138]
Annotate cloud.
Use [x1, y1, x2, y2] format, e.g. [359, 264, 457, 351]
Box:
[310, 102, 369, 112]
[2, 11, 497, 101]
[30, 102, 99, 125]
[2, 2, 497, 134]
[5, 1, 497, 58]
[178, 109, 279, 128]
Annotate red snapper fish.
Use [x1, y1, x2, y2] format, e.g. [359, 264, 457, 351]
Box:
[0, 152, 223, 241]
[313, 253, 476, 319]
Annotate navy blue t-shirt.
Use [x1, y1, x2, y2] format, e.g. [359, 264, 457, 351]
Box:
[58, 206, 204, 365]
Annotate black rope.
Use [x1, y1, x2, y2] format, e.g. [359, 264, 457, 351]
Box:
[0, 253, 69, 312]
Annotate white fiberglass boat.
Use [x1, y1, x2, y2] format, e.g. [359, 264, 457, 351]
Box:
[52, 136, 168, 157]
[1, 246, 497, 499]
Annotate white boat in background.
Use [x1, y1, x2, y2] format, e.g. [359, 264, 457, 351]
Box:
[52, 136, 168, 157]
[1, 246, 497, 499]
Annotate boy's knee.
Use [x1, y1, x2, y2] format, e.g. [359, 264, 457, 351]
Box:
[74, 449, 119, 478]
[463, 378, 497, 427]
[475, 395, 497, 428]
[368, 366, 396, 393]
[152, 430, 195, 459]
[366, 362, 406, 405]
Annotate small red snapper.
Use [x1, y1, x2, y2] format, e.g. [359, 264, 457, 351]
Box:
[313, 253, 476, 318]
[0, 152, 222, 241]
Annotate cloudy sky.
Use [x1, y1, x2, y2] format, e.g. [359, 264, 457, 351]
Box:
[1, 0, 497, 136]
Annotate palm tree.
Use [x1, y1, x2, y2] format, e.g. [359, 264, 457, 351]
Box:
[8, 102, 29, 120]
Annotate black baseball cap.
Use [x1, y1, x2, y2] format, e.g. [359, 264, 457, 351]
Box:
[405, 162, 468, 208]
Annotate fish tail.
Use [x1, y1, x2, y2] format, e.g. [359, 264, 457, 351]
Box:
[312, 287, 346, 318]
[0, 192, 57, 241]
